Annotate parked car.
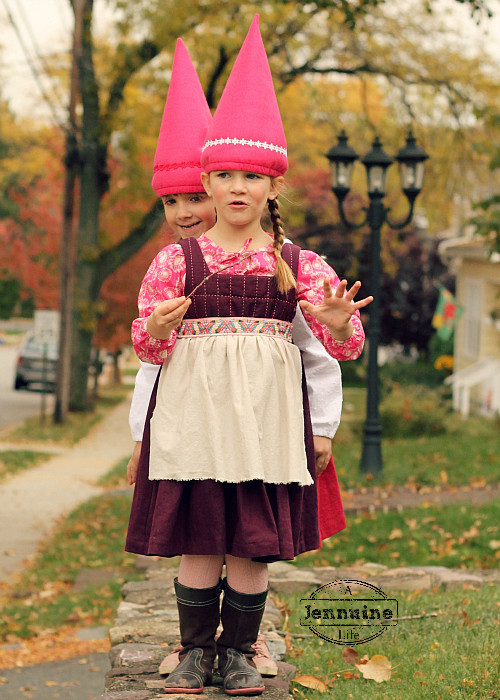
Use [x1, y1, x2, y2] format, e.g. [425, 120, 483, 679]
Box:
[14, 333, 58, 391]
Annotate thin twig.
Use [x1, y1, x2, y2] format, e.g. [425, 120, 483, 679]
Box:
[277, 611, 439, 639]
[392, 612, 438, 621]
[186, 251, 257, 298]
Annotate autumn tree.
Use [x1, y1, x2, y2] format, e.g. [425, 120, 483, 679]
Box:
[23, 0, 500, 410]
[469, 109, 500, 253]
[0, 106, 64, 316]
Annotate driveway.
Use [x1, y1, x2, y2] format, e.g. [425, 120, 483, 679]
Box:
[0, 344, 54, 431]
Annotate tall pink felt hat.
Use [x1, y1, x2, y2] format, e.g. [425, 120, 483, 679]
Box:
[152, 39, 212, 196]
[201, 15, 287, 178]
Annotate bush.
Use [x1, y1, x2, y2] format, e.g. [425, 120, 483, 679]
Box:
[379, 358, 448, 389]
[0, 276, 20, 319]
[380, 383, 448, 436]
[339, 354, 367, 387]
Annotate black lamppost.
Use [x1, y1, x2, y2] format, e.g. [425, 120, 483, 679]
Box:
[326, 131, 428, 475]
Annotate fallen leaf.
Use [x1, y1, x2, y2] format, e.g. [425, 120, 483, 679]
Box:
[355, 654, 392, 683]
[342, 647, 360, 665]
[407, 588, 422, 601]
[489, 540, 500, 550]
[462, 526, 480, 539]
[293, 674, 329, 692]
[461, 610, 480, 626]
[342, 671, 360, 679]
[388, 528, 403, 540]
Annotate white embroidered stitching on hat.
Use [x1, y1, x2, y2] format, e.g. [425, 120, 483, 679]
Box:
[202, 137, 287, 156]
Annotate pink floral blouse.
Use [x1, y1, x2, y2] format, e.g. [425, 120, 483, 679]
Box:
[132, 234, 365, 363]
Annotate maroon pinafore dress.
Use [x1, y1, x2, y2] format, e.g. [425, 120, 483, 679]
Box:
[126, 237, 322, 562]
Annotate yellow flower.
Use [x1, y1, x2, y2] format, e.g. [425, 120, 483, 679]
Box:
[434, 355, 454, 371]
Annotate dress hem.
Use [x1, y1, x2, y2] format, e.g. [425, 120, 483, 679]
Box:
[147, 475, 314, 487]
[124, 539, 320, 564]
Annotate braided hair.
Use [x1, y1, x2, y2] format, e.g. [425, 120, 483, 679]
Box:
[268, 196, 297, 293]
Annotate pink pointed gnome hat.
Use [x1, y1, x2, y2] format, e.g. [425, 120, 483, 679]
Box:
[201, 15, 287, 178]
[152, 39, 212, 196]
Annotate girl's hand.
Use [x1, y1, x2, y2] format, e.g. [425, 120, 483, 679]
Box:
[146, 296, 191, 340]
[299, 279, 372, 341]
[313, 435, 332, 477]
[127, 441, 142, 485]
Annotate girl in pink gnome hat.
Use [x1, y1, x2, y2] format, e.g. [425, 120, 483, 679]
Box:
[126, 34, 346, 686]
[126, 37, 215, 487]
[127, 15, 371, 696]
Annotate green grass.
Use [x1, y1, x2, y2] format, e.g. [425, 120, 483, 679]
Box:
[1, 388, 127, 446]
[335, 388, 500, 489]
[0, 449, 52, 482]
[0, 490, 139, 641]
[98, 456, 130, 488]
[122, 367, 140, 377]
[279, 584, 500, 699]
[293, 500, 500, 570]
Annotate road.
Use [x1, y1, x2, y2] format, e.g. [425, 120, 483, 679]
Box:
[0, 345, 54, 431]
[0, 653, 110, 700]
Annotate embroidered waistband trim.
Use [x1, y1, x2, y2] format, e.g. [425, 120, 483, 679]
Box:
[202, 137, 287, 157]
[178, 317, 292, 341]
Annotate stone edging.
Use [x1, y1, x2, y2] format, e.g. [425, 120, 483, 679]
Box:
[93, 558, 499, 699]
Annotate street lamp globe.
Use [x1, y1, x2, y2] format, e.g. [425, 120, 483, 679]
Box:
[361, 136, 394, 196]
[325, 130, 359, 199]
[396, 131, 429, 199]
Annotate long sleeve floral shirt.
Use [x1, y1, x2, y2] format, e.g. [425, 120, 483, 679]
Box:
[132, 234, 365, 364]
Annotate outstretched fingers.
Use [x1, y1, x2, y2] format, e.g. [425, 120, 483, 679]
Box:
[339, 279, 373, 310]
[353, 294, 374, 311]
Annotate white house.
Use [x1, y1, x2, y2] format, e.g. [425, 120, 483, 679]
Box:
[439, 237, 500, 417]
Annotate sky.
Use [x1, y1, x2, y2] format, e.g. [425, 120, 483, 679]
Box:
[0, 0, 499, 120]
[0, 0, 114, 120]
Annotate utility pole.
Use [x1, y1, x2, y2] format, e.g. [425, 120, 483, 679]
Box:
[54, 0, 84, 423]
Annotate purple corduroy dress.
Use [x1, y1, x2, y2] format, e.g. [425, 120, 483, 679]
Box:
[125, 237, 320, 563]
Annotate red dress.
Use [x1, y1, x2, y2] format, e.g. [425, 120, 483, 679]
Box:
[317, 457, 346, 541]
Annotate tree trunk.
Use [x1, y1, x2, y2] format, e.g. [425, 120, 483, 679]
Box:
[69, 0, 102, 411]
[64, 4, 232, 410]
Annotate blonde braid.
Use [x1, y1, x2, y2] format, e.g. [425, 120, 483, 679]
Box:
[268, 197, 297, 293]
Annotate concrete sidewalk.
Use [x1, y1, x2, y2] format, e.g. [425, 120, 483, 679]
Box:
[0, 397, 134, 583]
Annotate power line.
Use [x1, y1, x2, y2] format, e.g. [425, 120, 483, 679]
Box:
[0, 0, 65, 129]
[12, 0, 67, 112]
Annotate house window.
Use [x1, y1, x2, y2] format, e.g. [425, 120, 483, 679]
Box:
[462, 277, 481, 359]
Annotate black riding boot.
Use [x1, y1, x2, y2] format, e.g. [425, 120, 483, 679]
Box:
[163, 577, 222, 694]
[217, 580, 268, 696]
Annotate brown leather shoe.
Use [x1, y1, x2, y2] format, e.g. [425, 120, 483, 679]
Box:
[163, 647, 209, 694]
[220, 648, 265, 696]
